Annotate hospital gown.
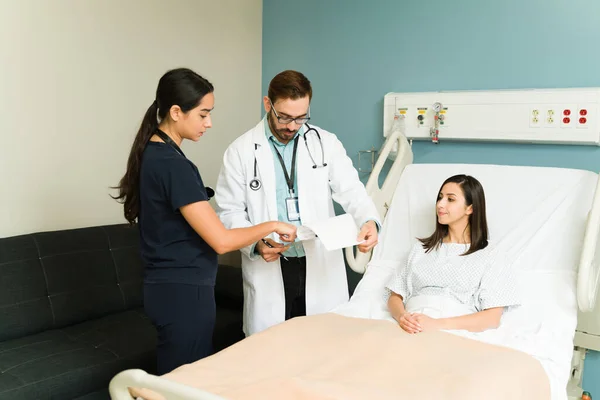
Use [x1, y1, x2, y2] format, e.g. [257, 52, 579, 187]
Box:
[386, 242, 520, 315]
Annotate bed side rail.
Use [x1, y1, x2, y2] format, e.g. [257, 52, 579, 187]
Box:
[109, 369, 226, 400]
[578, 173, 600, 312]
[345, 119, 414, 273]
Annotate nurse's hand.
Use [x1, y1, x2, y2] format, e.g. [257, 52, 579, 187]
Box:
[275, 222, 297, 243]
[357, 220, 378, 253]
[256, 238, 290, 262]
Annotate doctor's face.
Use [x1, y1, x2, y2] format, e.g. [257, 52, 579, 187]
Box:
[436, 182, 473, 227]
[264, 96, 310, 144]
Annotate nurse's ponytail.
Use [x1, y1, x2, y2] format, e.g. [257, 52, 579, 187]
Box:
[112, 68, 214, 225]
[111, 101, 158, 224]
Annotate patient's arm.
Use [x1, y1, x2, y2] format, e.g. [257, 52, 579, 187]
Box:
[388, 292, 422, 334]
[413, 307, 504, 333]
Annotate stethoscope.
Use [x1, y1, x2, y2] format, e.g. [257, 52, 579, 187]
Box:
[249, 123, 327, 191]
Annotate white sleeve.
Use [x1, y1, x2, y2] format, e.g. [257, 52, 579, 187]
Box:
[214, 144, 260, 260]
[476, 249, 521, 311]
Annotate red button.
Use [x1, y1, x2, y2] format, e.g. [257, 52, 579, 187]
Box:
[563, 117, 571, 124]
[564, 109, 571, 116]
[580, 109, 588, 116]
[580, 117, 587, 124]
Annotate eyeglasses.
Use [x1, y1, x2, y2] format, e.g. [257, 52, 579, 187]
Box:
[268, 98, 310, 125]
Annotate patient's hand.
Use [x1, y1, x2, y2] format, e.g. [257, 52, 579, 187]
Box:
[398, 312, 422, 334]
[412, 314, 443, 332]
[357, 221, 378, 253]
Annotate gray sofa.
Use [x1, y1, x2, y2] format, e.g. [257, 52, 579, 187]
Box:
[0, 224, 244, 400]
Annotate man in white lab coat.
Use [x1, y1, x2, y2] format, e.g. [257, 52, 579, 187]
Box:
[215, 70, 381, 336]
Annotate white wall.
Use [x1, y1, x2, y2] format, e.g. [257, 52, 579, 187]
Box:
[0, 0, 261, 265]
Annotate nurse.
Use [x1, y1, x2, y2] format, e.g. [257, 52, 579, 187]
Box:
[112, 68, 296, 374]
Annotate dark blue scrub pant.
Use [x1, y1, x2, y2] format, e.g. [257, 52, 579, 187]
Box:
[144, 283, 216, 375]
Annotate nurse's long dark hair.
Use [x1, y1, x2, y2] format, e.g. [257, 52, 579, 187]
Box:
[419, 174, 488, 256]
[112, 68, 214, 225]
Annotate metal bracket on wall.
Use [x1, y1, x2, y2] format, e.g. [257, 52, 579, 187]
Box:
[358, 147, 377, 174]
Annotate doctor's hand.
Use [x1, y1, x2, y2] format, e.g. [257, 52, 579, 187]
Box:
[256, 238, 290, 263]
[357, 220, 378, 253]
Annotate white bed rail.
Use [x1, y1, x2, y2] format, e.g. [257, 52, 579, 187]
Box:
[577, 174, 600, 312]
[345, 119, 414, 273]
[109, 369, 226, 400]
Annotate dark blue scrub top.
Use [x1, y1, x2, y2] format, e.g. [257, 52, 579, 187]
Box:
[138, 141, 217, 286]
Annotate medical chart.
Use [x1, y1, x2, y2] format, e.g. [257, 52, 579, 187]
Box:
[297, 214, 365, 251]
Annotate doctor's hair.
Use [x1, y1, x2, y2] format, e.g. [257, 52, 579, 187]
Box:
[111, 68, 214, 225]
[419, 174, 489, 256]
[268, 70, 312, 103]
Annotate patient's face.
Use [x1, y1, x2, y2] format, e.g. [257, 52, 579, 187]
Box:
[436, 183, 473, 226]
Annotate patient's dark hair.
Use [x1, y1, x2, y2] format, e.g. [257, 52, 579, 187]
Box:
[111, 68, 214, 225]
[419, 174, 488, 256]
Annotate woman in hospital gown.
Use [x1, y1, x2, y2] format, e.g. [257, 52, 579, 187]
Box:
[387, 174, 520, 334]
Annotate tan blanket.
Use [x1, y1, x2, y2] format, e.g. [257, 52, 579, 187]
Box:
[133, 314, 550, 400]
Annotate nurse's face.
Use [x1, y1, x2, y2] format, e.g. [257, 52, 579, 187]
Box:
[178, 92, 215, 142]
[264, 95, 310, 144]
[436, 182, 473, 227]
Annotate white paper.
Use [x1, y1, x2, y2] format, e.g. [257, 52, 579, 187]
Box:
[299, 214, 365, 251]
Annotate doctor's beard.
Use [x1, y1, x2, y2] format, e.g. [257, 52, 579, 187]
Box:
[268, 114, 299, 144]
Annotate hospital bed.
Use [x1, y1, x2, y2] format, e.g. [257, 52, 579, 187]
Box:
[108, 117, 600, 400]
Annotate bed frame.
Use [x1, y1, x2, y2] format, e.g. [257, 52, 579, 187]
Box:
[109, 123, 600, 400]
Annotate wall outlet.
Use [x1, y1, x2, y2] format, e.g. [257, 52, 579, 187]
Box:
[560, 105, 577, 127]
[576, 106, 589, 129]
[529, 108, 541, 128]
[543, 107, 558, 128]
[417, 107, 430, 128]
[439, 107, 449, 127]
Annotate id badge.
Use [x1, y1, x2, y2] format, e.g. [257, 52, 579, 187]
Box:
[285, 197, 300, 221]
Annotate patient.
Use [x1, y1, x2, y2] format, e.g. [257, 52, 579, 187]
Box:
[387, 174, 520, 334]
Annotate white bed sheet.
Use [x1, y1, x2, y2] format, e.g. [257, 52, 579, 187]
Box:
[334, 163, 597, 400]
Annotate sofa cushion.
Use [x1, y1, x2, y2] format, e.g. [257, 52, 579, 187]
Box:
[61, 309, 156, 362]
[0, 235, 53, 342]
[101, 225, 143, 309]
[0, 309, 155, 400]
[0, 224, 144, 342]
[72, 389, 111, 400]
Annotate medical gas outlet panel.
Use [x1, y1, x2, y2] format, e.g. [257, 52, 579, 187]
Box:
[383, 88, 600, 145]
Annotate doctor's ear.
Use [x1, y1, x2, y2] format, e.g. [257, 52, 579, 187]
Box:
[263, 96, 272, 112]
[169, 105, 183, 122]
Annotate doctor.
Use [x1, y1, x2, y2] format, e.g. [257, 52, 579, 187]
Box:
[215, 70, 381, 335]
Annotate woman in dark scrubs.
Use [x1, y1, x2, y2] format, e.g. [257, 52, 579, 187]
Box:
[113, 68, 296, 374]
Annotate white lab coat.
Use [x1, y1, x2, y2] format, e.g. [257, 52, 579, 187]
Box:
[215, 117, 381, 336]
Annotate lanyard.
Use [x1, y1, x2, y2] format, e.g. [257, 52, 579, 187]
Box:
[155, 129, 185, 158]
[271, 136, 299, 196]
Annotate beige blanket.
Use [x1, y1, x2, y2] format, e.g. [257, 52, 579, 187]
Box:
[134, 314, 550, 400]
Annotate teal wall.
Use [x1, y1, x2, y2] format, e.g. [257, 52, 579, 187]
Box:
[263, 0, 600, 394]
